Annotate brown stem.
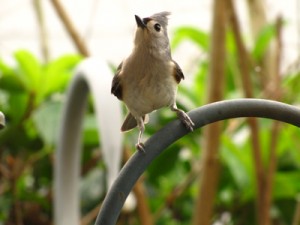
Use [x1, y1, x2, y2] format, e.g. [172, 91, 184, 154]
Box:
[261, 16, 283, 225]
[246, 0, 267, 40]
[32, 0, 50, 62]
[154, 162, 201, 220]
[246, 0, 271, 89]
[81, 150, 102, 176]
[80, 148, 153, 225]
[50, 0, 90, 56]
[7, 156, 26, 225]
[226, 0, 265, 224]
[192, 0, 227, 224]
[227, 0, 253, 98]
[292, 196, 300, 225]
[132, 177, 153, 225]
[81, 203, 102, 225]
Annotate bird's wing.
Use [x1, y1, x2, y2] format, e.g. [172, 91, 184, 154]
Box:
[111, 62, 123, 100]
[172, 60, 185, 83]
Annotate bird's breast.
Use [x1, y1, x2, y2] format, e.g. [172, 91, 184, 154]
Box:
[122, 58, 178, 116]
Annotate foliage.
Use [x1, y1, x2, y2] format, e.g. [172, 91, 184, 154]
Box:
[1, 21, 300, 225]
[0, 50, 84, 224]
[135, 23, 300, 225]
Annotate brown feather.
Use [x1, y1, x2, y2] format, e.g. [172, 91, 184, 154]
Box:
[111, 62, 123, 100]
[172, 60, 184, 83]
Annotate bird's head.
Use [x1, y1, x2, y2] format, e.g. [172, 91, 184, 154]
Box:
[134, 12, 171, 51]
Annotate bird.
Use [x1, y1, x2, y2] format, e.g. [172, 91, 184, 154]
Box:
[111, 11, 194, 152]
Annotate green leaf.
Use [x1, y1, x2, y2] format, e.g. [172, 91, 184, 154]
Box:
[171, 26, 210, 51]
[192, 61, 208, 104]
[33, 101, 62, 145]
[221, 136, 252, 189]
[0, 58, 26, 92]
[283, 72, 300, 102]
[42, 54, 82, 98]
[14, 50, 42, 91]
[0, 59, 14, 76]
[274, 172, 300, 198]
[0, 73, 25, 92]
[82, 114, 99, 146]
[226, 30, 237, 55]
[6, 93, 30, 123]
[252, 24, 276, 60]
[147, 145, 181, 185]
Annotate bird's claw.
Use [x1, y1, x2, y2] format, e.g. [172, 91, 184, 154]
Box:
[136, 142, 146, 153]
[179, 112, 194, 131]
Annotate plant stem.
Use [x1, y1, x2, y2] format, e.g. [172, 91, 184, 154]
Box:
[50, 0, 90, 57]
[292, 196, 300, 225]
[154, 161, 201, 220]
[32, 0, 50, 62]
[262, 16, 283, 225]
[81, 203, 102, 225]
[192, 0, 227, 224]
[227, 1, 267, 224]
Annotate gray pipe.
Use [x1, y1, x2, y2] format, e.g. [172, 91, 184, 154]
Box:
[54, 58, 123, 225]
[94, 99, 300, 225]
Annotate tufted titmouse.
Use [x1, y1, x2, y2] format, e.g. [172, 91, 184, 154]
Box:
[111, 11, 194, 152]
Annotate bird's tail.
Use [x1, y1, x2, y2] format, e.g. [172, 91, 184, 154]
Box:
[121, 113, 149, 132]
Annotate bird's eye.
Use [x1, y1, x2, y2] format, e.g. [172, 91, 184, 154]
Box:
[154, 23, 161, 32]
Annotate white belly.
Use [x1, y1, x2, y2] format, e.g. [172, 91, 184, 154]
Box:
[121, 50, 178, 117]
[124, 76, 177, 116]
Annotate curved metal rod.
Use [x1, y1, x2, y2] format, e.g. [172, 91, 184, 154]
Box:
[54, 58, 123, 225]
[95, 99, 300, 225]
[54, 73, 87, 225]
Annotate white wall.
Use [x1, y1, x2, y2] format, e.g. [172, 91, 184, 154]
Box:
[0, 0, 298, 73]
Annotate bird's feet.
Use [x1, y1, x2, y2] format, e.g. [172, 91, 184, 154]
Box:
[135, 142, 146, 153]
[177, 110, 194, 131]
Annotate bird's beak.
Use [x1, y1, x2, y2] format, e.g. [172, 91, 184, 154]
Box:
[135, 15, 146, 29]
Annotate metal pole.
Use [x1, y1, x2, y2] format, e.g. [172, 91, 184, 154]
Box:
[95, 99, 300, 225]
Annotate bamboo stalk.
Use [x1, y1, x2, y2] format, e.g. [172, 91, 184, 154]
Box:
[132, 178, 153, 225]
[262, 16, 283, 225]
[50, 0, 90, 57]
[154, 162, 201, 220]
[192, 0, 227, 224]
[226, 1, 265, 224]
[246, 0, 271, 89]
[32, 0, 50, 62]
[292, 196, 300, 225]
[246, 0, 267, 40]
[81, 203, 102, 225]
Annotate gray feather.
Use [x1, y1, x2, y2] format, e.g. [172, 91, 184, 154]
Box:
[150, 11, 171, 27]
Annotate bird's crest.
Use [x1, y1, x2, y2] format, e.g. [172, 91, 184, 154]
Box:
[148, 11, 171, 27]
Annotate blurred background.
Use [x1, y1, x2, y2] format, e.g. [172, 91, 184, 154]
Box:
[1, 0, 299, 72]
[1, 0, 300, 225]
